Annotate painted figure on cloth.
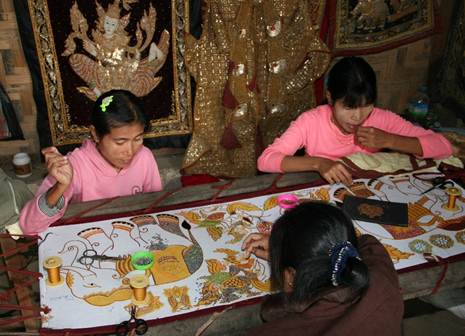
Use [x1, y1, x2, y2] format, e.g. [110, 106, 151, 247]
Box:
[62, 0, 170, 100]
[182, 0, 330, 177]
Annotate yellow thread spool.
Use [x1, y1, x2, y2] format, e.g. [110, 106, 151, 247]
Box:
[443, 187, 461, 212]
[130, 275, 149, 305]
[43, 256, 64, 286]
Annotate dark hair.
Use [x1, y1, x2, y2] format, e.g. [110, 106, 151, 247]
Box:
[91, 90, 148, 137]
[327, 56, 377, 108]
[269, 201, 369, 303]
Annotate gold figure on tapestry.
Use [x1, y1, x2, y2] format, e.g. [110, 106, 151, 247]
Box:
[259, 0, 331, 146]
[182, 0, 263, 177]
[62, 0, 170, 100]
[182, 0, 330, 176]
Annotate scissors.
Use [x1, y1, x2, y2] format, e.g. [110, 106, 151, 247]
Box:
[413, 173, 455, 194]
[78, 249, 123, 266]
[115, 306, 148, 336]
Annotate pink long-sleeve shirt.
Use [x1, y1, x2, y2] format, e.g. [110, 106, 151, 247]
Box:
[20, 140, 162, 235]
[258, 104, 453, 173]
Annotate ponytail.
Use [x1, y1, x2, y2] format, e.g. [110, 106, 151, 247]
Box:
[339, 256, 369, 293]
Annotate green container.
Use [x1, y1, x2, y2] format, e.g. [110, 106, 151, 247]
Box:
[131, 251, 154, 270]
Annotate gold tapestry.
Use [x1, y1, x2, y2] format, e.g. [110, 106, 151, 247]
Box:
[182, 0, 330, 177]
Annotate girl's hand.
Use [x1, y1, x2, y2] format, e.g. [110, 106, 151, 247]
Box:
[317, 158, 352, 185]
[42, 147, 73, 187]
[241, 233, 270, 260]
[356, 126, 392, 149]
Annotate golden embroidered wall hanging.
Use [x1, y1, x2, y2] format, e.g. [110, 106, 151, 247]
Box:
[27, 0, 192, 146]
[328, 0, 436, 55]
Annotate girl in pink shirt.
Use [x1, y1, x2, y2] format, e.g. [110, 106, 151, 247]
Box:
[20, 90, 162, 235]
[257, 57, 453, 185]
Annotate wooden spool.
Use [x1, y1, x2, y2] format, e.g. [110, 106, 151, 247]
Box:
[43, 256, 64, 286]
[443, 187, 462, 212]
[130, 274, 149, 305]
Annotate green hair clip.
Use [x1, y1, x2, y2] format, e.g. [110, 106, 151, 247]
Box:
[100, 95, 114, 112]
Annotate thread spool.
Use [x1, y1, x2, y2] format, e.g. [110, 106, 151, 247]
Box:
[130, 275, 149, 305]
[43, 256, 64, 286]
[443, 187, 461, 212]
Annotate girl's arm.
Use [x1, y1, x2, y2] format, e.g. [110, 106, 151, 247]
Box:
[357, 109, 453, 158]
[19, 147, 75, 235]
[258, 110, 353, 184]
[281, 156, 353, 185]
[257, 113, 312, 173]
[19, 175, 74, 235]
[356, 127, 424, 156]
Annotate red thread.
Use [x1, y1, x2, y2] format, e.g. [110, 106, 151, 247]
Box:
[57, 197, 119, 226]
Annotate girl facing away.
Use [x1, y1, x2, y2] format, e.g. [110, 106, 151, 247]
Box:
[20, 90, 162, 235]
[242, 202, 403, 336]
[257, 56, 454, 185]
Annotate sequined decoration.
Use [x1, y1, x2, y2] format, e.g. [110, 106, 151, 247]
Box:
[269, 59, 287, 74]
[266, 20, 281, 37]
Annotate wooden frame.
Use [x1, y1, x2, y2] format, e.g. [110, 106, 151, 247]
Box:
[27, 0, 192, 146]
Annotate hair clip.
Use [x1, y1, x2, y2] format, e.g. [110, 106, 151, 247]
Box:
[100, 95, 114, 112]
[277, 194, 299, 210]
[329, 241, 361, 286]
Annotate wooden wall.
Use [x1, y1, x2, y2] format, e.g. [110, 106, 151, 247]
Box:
[0, 0, 38, 158]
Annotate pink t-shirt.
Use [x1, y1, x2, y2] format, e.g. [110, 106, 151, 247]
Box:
[19, 140, 162, 234]
[258, 104, 453, 173]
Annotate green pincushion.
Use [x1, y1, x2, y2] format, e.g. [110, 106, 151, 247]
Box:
[131, 251, 154, 270]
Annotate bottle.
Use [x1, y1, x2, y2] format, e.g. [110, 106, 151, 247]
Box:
[408, 85, 429, 124]
[12, 152, 32, 178]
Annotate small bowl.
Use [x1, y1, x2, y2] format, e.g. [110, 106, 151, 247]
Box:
[277, 194, 300, 210]
[131, 251, 154, 270]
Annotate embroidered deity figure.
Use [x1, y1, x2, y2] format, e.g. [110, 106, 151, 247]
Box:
[258, 0, 330, 146]
[62, 0, 170, 100]
[351, 0, 389, 31]
[182, 0, 263, 177]
[182, 0, 330, 177]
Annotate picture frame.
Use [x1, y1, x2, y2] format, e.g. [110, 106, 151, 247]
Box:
[27, 0, 192, 146]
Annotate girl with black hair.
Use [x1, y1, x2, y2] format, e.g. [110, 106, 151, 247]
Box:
[242, 202, 403, 335]
[20, 90, 162, 234]
[258, 56, 454, 185]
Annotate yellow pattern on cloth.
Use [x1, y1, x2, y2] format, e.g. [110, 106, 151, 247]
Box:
[150, 245, 191, 285]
